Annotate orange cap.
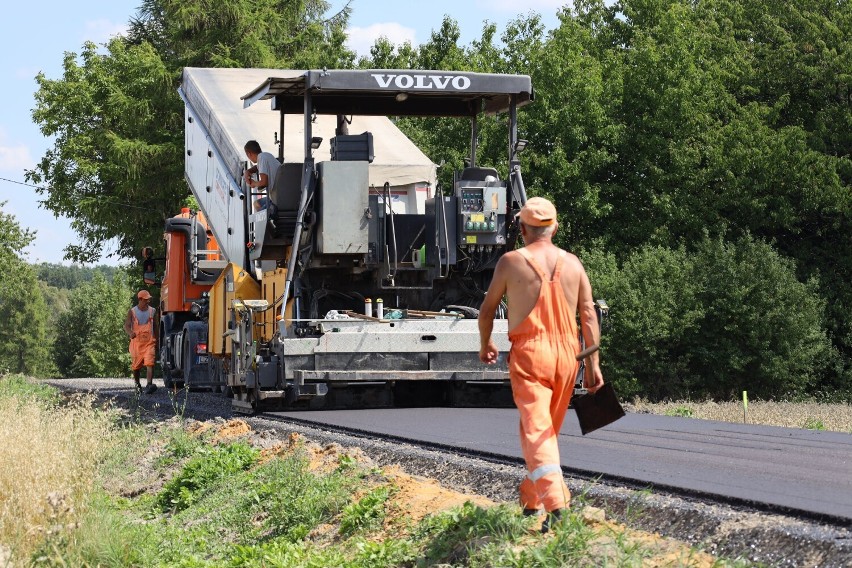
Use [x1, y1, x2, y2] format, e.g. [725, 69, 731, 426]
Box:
[137, 290, 152, 299]
[518, 197, 557, 227]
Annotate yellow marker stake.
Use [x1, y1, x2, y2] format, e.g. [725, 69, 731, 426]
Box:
[743, 391, 748, 424]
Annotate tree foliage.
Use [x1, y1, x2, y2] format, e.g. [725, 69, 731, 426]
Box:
[26, 0, 852, 394]
[360, 0, 852, 395]
[54, 272, 133, 378]
[582, 235, 832, 400]
[27, 0, 354, 264]
[35, 262, 119, 290]
[0, 206, 53, 376]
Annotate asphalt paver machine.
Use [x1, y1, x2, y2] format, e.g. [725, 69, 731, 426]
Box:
[165, 68, 534, 412]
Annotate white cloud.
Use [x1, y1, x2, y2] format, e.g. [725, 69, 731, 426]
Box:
[347, 22, 417, 57]
[0, 128, 33, 173]
[83, 18, 128, 43]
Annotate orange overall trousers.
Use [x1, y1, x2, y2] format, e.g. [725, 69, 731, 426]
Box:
[508, 248, 579, 512]
[129, 306, 156, 371]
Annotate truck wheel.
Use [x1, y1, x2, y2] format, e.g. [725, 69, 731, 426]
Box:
[160, 347, 175, 389]
[182, 337, 191, 389]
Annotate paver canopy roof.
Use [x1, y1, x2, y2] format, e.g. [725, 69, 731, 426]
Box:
[240, 69, 534, 116]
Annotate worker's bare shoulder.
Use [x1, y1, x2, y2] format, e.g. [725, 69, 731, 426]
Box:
[496, 249, 524, 268]
[560, 249, 583, 267]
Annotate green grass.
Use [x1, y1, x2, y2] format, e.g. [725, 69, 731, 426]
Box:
[157, 441, 259, 513]
[0, 373, 61, 406]
[340, 485, 393, 535]
[665, 405, 694, 418]
[415, 502, 542, 566]
[5, 376, 762, 567]
[156, 426, 207, 468]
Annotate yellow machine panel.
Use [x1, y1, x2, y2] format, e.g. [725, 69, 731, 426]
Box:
[208, 263, 262, 356]
[260, 268, 292, 340]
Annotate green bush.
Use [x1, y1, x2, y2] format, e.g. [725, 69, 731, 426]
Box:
[54, 272, 133, 378]
[582, 234, 832, 400]
[339, 485, 392, 536]
[157, 442, 259, 513]
[582, 243, 703, 400]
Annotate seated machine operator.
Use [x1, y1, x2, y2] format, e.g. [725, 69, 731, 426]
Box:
[243, 140, 281, 211]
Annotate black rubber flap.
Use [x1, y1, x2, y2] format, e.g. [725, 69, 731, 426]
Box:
[573, 383, 625, 435]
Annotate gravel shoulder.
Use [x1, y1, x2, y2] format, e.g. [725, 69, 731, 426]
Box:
[46, 378, 852, 567]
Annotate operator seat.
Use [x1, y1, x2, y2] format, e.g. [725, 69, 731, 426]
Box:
[268, 162, 302, 240]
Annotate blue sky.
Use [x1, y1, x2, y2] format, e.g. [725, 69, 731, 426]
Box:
[0, 0, 564, 266]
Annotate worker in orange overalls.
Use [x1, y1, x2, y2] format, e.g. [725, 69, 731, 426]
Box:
[478, 197, 604, 533]
[124, 289, 158, 394]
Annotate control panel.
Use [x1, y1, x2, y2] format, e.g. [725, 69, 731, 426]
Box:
[457, 182, 507, 248]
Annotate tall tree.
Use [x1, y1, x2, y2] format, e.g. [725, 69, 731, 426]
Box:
[0, 206, 53, 376]
[27, 0, 354, 264]
[359, 0, 852, 394]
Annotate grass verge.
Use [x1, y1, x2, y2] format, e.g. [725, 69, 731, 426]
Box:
[1, 375, 760, 567]
[0, 374, 126, 565]
[632, 399, 852, 432]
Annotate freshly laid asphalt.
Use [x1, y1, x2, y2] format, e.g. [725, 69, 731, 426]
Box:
[270, 407, 852, 524]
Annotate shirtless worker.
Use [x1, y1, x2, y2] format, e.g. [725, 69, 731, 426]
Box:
[478, 196, 604, 533]
[124, 290, 158, 394]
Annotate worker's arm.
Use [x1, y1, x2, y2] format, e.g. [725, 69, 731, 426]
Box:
[243, 164, 258, 185]
[577, 263, 604, 392]
[478, 255, 509, 364]
[124, 309, 135, 339]
[245, 172, 270, 190]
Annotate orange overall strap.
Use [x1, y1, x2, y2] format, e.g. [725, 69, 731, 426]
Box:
[515, 248, 574, 339]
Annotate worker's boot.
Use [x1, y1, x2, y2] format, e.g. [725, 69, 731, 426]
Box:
[541, 508, 567, 534]
[144, 383, 157, 395]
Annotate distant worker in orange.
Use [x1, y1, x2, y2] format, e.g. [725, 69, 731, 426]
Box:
[478, 197, 604, 533]
[124, 290, 158, 394]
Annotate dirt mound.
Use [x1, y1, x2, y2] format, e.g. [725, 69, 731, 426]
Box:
[383, 464, 493, 527]
[211, 419, 252, 442]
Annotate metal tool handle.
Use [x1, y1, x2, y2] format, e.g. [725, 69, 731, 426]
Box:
[575, 344, 599, 361]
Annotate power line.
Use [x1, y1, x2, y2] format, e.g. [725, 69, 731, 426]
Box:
[0, 176, 159, 212]
[0, 176, 44, 190]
